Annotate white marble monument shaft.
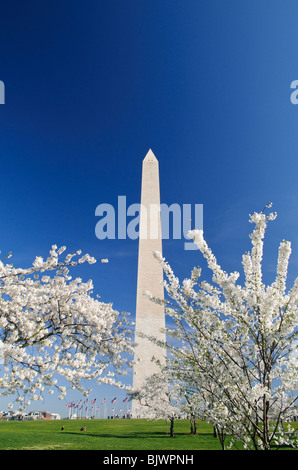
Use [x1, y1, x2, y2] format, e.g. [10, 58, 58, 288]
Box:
[132, 150, 165, 417]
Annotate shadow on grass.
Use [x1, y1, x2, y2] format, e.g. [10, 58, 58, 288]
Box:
[62, 431, 172, 439]
[61, 431, 214, 440]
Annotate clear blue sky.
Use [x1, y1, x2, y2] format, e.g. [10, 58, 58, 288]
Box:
[0, 1, 298, 417]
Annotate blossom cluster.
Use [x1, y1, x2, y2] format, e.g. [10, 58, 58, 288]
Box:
[151, 207, 298, 450]
[0, 246, 133, 410]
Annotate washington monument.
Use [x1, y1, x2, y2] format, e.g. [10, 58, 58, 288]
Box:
[132, 149, 166, 417]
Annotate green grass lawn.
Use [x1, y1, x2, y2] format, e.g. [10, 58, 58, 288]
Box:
[0, 418, 222, 450]
[0, 418, 296, 451]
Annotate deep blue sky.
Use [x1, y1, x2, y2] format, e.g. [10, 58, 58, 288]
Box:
[0, 1, 298, 417]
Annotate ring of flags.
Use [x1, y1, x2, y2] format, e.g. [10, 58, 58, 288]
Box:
[65, 397, 130, 418]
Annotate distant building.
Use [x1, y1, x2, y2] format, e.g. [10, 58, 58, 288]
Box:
[26, 411, 60, 420]
[0, 410, 61, 421]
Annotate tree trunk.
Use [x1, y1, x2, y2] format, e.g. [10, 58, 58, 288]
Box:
[215, 426, 225, 450]
[190, 418, 198, 435]
[170, 417, 175, 437]
[193, 418, 198, 435]
[263, 396, 270, 450]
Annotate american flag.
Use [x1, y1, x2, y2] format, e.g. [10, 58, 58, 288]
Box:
[91, 398, 97, 404]
[111, 397, 117, 404]
[123, 397, 128, 403]
[101, 398, 106, 404]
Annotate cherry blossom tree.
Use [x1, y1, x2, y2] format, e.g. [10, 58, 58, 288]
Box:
[151, 205, 298, 450]
[129, 372, 182, 437]
[0, 246, 133, 410]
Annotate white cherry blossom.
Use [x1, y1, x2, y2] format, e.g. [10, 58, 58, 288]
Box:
[0, 246, 134, 405]
[151, 207, 298, 450]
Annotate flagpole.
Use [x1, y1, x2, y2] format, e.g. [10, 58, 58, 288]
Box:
[122, 397, 128, 417]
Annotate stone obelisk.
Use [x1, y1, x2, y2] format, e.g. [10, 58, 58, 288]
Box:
[132, 149, 166, 418]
